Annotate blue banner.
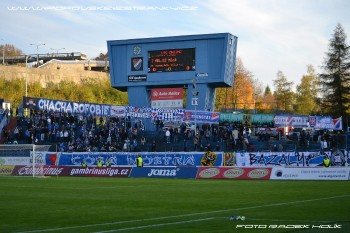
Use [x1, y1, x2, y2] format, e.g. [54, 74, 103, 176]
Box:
[23, 96, 126, 117]
[130, 167, 198, 178]
[58, 152, 223, 167]
[309, 116, 342, 130]
[183, 110, 220, 124]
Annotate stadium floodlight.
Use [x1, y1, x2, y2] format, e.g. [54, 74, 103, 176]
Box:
[30, 43, 45, 67]
[1, 38, 4, 65]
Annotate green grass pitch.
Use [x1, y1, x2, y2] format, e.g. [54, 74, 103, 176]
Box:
[0, 176, 349, 233]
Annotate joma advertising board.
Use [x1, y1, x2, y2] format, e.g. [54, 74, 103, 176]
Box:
[130, 167, 198, 178]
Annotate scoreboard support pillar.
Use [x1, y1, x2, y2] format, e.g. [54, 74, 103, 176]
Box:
[128, 86, 149, 108]
[186, 83, 216, 112]
[128, 86, 153, 130]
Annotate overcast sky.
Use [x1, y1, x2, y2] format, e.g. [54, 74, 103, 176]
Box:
[1, 0, 349, 91]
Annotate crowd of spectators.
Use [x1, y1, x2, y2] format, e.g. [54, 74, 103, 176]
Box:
[3, 109, 137, 152]
[1, 108, 348, 152]
[1, 109, 255, 152]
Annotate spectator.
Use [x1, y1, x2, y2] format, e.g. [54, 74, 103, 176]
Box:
[278, 143, 283, 152]
[132, 139, 138, 152]
[165, 129, 171, 144]
[193, 136, 198, 151]
[141, 136, 146, 146]
[151, 140, 156, 152]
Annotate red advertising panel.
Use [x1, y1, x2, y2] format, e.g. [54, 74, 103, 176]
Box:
[151, 88, 183, 100]
[151, 88, 183, 108]
[196, 167, 272, 180]
[11, 166, 132, 177]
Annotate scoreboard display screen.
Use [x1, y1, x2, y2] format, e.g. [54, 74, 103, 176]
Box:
[148, 48, 195, 73]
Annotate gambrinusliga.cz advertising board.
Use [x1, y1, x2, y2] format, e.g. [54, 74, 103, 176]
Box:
[11, 166, 132, 177]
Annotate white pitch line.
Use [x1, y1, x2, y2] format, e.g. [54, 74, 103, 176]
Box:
[93, 217, 215, 233]
[17, 194, 350, 233]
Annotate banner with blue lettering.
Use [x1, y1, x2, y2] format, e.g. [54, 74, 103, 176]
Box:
[23, 96, 125, 117]
[274, 115, 309, 127]
[235, 151, 345, 167]
[183, 110, 220, 124]
[151, 108, 184, 121]
[130, 167, 198, 178]
[57, 152, 223, 167]
[309, 116, 342, 130]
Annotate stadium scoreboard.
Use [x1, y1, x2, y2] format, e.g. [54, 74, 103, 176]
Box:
[148, 48, 195, 73]
[107, 33, 237, 112]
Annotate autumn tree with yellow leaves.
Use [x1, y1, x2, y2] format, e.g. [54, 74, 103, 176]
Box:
[215, 58, 255, 112]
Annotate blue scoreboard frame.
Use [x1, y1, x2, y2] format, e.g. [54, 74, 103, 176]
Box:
[107, 33, 237, 112]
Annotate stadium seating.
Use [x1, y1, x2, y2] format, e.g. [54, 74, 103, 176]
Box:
[1, 109, 347, 153]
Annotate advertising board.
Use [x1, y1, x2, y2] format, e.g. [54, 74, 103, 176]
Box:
[130, 167, 198, 178]
[151, 88, 183, 108]
[0, 166, 14, 175]
[270, 167, 350, 180]
[196, 167, 272, 180]
[11, 165, 132, 177]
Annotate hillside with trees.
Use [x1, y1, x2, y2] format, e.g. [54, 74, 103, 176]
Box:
[0, 77, 128, 107]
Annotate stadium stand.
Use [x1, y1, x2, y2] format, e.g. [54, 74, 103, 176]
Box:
[1, 108, 348, 153]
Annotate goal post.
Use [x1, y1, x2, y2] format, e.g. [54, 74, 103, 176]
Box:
[0, 144, 52, 177]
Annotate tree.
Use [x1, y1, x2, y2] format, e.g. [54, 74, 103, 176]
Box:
[231, 58, 254, 111]
[264, 85, 272, 96]
[273, 71, 294, 112]
[319, 23, 350, 123]
[0, 77, 128, 107]
[260, 85, 275, 113]
[214, 87, 228, 111]
[95, 52, 108, 61]
[295, 65, 320, 115]
[0, 44, 23, 56]
[215, 58, 255, 112]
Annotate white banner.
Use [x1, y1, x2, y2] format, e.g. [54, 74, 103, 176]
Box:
[270, 167, 350, 180]
[274, 116, 309, 127]
[235, 151, 348, 167]
[151, 99, 183, 108]
[110, 106, 126, 117]
[0, 157, 30, 165]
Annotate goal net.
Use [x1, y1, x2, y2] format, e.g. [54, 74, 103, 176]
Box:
[0, 144, 52, 177]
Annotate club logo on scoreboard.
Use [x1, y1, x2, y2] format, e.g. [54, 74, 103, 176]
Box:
[133, 46, 142, 55]
[131, 57, 143, 71]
